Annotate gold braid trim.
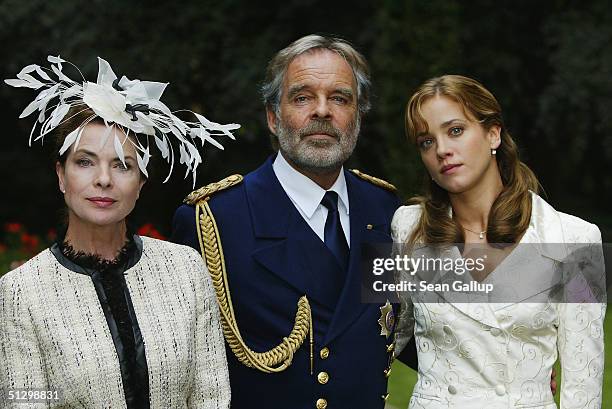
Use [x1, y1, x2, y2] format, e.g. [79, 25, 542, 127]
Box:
[184, 174, 244, 205]
[195, 198, 313, 374]
[350, 169, 397, 192]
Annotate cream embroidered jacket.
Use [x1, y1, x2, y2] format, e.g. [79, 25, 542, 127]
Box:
[392, 193, 606, 409]
[0, 237, 230, 409]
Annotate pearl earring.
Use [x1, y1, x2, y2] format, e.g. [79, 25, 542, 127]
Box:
[491, 149, 497, 155]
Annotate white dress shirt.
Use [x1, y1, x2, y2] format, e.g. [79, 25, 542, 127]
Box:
[273, 151, 350, 246]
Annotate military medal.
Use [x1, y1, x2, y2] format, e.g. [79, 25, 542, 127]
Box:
[378, 300, 395, 338]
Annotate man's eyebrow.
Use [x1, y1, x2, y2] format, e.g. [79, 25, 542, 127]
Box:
[286, 84, 355, 100]
[335, 88, 354, 99]
[287, 84, 307, 99]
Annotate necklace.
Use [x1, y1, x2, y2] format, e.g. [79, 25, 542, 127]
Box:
[461, 225, 486, 240]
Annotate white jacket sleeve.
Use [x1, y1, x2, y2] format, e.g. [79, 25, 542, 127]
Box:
[391, 206, 419, 357]
[557, 225, 606, 409]
[0, 270, 49, 408]
[187, 251, 231, 409]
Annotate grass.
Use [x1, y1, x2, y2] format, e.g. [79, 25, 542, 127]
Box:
[387, 306, 612, 408]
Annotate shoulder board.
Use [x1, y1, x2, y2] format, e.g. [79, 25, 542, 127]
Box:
[183, 174, 243, 205]
[349, 169, 397, 192]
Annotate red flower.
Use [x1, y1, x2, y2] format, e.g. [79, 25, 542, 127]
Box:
[20, 233, 40, 253]
[5, 222, 23, 233]
[137, 223, 154, 236]
[137, 223, 166, 240]
[149, 229, 166, 240]
[47, 228, 57, 242]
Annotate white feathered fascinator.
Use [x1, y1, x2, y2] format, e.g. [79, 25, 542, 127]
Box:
[5, 55, 240, 186]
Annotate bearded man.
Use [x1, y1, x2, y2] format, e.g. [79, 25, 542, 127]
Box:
[172, 34, 416, 409]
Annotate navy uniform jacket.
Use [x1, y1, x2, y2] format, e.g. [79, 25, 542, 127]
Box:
[172, 156, 410, 409]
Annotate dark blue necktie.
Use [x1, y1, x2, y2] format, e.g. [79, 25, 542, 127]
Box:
[320, 191, 349, 271]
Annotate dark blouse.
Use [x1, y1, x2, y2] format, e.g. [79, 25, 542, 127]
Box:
[49, 232, 150, 409]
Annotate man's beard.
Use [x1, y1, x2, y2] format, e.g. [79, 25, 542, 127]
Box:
[276, 116, 360, 174]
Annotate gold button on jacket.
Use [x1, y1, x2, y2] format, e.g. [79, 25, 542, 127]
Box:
[316, 398, 328, 409]
[317, 371, 329, 385]
[319, 347, 329, 359]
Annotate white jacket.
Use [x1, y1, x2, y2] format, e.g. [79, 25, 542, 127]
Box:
[392, 193, 606, 409]
[0, 237, 230, 409]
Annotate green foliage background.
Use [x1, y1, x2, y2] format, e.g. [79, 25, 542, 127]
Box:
[0, 0, 610, 239]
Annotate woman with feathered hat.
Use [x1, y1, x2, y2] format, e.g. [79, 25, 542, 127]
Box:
[0, 56, 239, 408]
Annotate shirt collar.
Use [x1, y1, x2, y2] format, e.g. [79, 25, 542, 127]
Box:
[273, 151, 349, 219]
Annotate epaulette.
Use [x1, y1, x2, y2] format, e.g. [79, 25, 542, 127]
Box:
[183, 174, 243, 205]
[349, 169, 397, 192]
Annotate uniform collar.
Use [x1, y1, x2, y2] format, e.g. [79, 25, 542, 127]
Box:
[273, 151, 349, 219]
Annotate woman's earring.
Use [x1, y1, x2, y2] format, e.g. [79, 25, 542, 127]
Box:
[491, 149, 497, 155]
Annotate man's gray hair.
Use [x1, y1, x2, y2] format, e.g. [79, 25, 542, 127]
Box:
[261, 34, 372, 116]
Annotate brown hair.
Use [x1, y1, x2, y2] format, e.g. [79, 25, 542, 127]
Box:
[53, 106, 100, 166]
[404, 75, 539, 244]
[52, 107, 147, 180]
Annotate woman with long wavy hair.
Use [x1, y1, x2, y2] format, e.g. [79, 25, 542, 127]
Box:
[392, 75, 605, 408]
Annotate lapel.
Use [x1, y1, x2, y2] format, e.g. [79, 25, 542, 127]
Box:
[494, 192, 569, 306]
[524, 191, 568, 260]
[411, 206, 501, 328]
[442, 192, 568, 326]
[247, 156, 342, 308]
[415, 244, 504, 329]
[324, 171, 393, 344]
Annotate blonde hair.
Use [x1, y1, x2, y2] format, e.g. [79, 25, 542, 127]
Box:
[404, 75, 539, 244]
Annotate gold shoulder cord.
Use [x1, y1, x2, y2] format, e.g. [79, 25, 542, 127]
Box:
[349, 169, 397, 192]
[193, 177, 314, 374]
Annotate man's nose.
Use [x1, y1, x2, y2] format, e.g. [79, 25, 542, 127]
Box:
[312, 97, 331, 119]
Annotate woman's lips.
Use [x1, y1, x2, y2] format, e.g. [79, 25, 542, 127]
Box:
[441, 164, 462, 174]
[87, 197, 116, 208]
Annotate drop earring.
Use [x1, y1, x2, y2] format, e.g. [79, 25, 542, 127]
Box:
[491, 149, 497, 155]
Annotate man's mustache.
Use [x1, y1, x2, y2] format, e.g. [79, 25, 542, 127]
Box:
[298, 120, 341, 139]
